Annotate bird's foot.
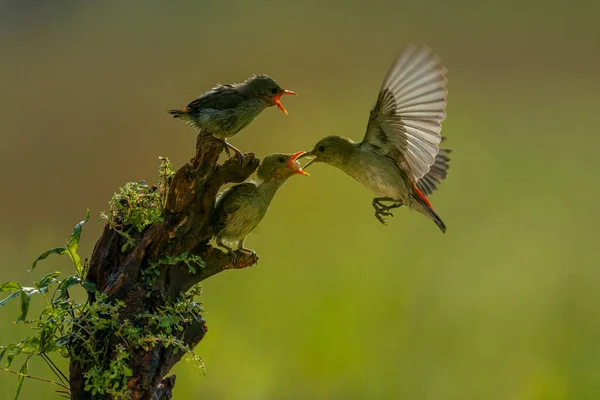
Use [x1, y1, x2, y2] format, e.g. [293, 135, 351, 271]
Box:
[238, 247, 259, 264]
[227, 249, 239, 264]
[372, 198, 402, 225]
[219, 139, 231, 156]
[374, 210, 394, 225]
[221, 140, 245, 164]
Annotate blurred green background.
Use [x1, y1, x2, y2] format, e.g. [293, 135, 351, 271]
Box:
[1, 0, 599, 398]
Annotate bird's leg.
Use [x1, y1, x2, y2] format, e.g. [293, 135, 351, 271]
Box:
[217, 237, 238, 264]
[372, 197, 403, 225]
[221, 139, 245, 164]
[219, 139, 232, 157]
[237, 239, 258, 264]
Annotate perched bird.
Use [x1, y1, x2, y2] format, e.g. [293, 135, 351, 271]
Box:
[212, 151, 308, 261]
[300, 46, 451, 232]
[168, 74, 295, 160]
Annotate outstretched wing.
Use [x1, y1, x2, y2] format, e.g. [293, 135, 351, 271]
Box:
[361, 46, 448, 183]
[211, 183, 257, 233]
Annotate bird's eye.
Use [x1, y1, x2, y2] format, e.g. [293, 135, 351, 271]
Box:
[270, 88, 278, 95]
[318, 145, 326, 152]
[278, 156, 285, 163]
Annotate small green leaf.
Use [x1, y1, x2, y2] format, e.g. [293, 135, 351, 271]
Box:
[35, 272, 61, 290]
[30, 248, 68, 272]
[81, 280, 97, 293]
[188, 265, 196, 274]
[67, 210, 90, 276]
[17, 337, 39, 355]
[2, 343, 20, 368]
[55, 335, 70, 347]
[69, 209, 90, 252]
[14, 358, 29, 400]
[0, 282, 22, 292]
[17, 293, 29, 322]
[56, 276, 81, 292]
[53, 276, 81, 305]
[17, 290, 36, 322]
[0, 291, 21, 308]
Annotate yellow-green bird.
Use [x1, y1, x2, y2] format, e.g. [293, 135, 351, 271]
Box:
[211, 151, 308, 261]
[301, 46, 451, 232]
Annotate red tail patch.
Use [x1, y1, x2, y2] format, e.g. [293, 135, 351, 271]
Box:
[413, 184, 433, 209]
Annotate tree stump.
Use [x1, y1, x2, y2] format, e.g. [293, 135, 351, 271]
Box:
[69, 132, 260, 399]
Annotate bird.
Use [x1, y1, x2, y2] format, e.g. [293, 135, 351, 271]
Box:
[212, 151, 308, 262]
[168, 74, 296, 160]
[299, 45, 451, 232]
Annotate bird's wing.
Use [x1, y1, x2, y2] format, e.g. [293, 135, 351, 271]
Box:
[187, 84, 247, 111]
[212, 183, 257, 232]
[361, 46, 448, 183]
[416, 146, 451, 196]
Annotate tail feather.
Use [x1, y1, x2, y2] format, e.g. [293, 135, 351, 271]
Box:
[417, 146, 452, 196]
[167, 108, 189, 119]
[411, 185, 446, 233]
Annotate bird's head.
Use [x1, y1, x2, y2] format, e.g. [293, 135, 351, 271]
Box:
[299, 136, 356, 169]
[242, 74, 296, 114]
[257, 151, 309, 181]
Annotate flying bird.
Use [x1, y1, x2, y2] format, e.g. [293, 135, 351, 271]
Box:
[301, 46, 451, 232]
[212, 151, 308, 261]
[168, 74, 296, 160]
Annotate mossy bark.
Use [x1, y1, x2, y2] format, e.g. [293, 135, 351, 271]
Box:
[69, 132, 260, 399]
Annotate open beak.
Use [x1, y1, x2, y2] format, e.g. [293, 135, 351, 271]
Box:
[274, 89, 296, 115]
[288, 151, 309, 176]
[296, 151, 317, 170]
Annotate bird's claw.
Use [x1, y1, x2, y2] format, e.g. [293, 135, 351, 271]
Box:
[234, 152, 245, 165]
[238, 248, 259, 264]
[221, 141, 245, 164]
[372, 198, 401, 225]
[228, 250, 239, 264]
[220, 140, 232, 157]
[374, 210, 394, 225]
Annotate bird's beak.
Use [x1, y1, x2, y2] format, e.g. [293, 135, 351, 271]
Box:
[296, 151, 318, 170]
[274, 90, 296, 115]
[288, 151, 309, 176]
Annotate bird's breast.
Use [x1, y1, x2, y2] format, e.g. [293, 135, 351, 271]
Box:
[345, 152, 409, 199]
[222, 204, 265, 240]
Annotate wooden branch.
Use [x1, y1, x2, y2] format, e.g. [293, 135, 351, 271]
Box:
[70, 132, 260, 399]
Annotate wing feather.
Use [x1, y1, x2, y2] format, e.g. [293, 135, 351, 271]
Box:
[416, 146, 452, 196]
[212, 183, 257, 233]
[187, 84, 247, 112]
[361, 45, 448, 182]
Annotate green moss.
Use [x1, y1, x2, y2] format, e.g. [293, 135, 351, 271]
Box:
[99, 157, 175, 252]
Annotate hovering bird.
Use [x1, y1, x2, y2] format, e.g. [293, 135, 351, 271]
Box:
[168, 74, 296, 160]
[300, 46, 451, 232]
[212, 151, 308, 261]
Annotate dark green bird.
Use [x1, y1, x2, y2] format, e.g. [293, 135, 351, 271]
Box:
[212, 151, 308, 261]
[168, 74, 296, 160]
[300, 46, 451, 232]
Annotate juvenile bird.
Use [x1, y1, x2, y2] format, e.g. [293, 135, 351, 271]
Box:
[168, 74, 295, 160]
[212, 151, 308, 261]
[301, 46, 451, 232]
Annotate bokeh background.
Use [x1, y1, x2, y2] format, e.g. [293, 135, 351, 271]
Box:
[1, 0, 599, 399]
